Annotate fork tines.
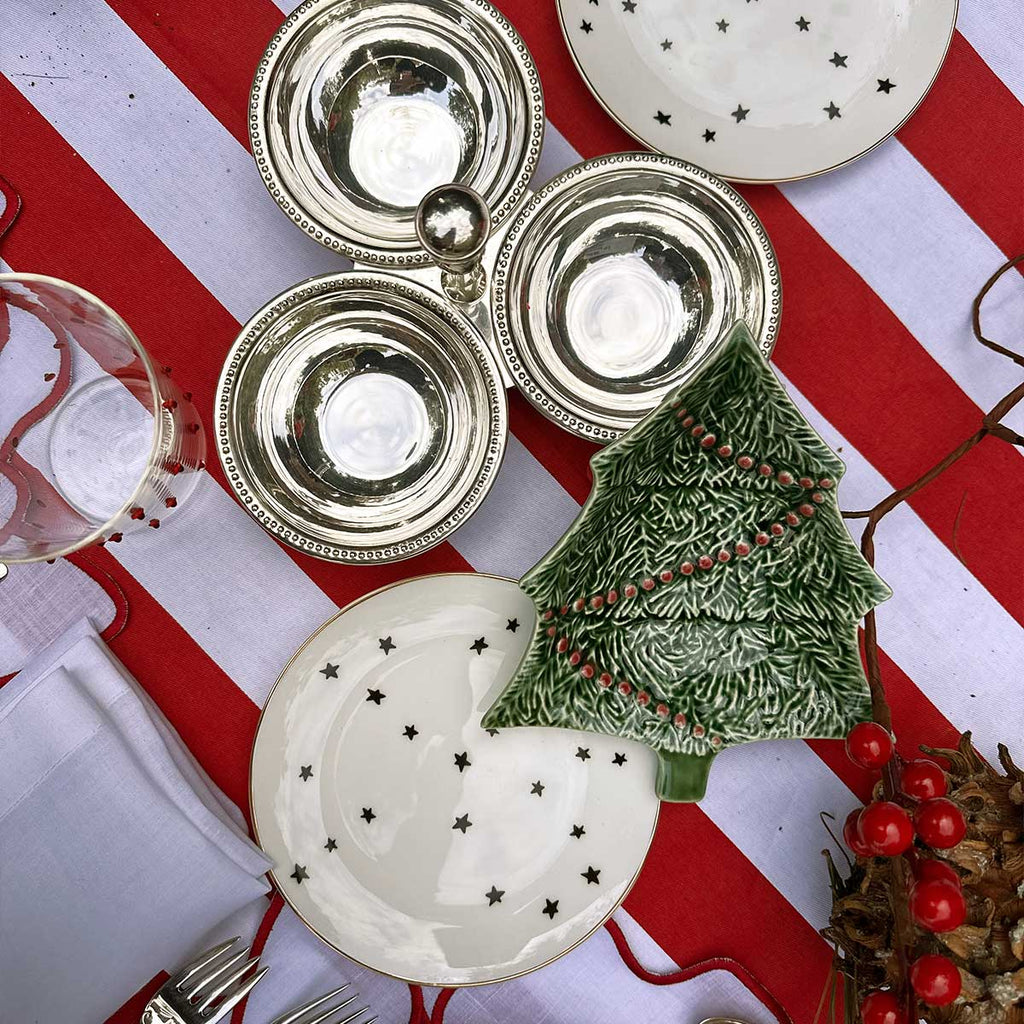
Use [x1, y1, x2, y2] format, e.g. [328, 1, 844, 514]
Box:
[170, 936, 268, 1021]
[271, 983, 378, 1024]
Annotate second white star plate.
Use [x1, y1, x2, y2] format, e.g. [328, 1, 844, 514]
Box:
[557, 0, 957, 183]
[250, 573, 659, 985]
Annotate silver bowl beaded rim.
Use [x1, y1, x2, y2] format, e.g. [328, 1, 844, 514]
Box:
[249, 0, 546, 268]
[490, 151, 782, 442]
[216, 272, 507, 563]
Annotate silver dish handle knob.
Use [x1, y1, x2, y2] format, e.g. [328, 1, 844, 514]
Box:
[415, 184, 491, 304]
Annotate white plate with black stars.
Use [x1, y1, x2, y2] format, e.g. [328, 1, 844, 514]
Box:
[558, 0, 957, 183]
[250, 573, 660, 985]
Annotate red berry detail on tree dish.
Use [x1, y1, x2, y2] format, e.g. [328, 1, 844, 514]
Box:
[624, 584, 637, 598]
[674, 713, 686, 727]
[680, 561, 695, 575]
[556, 637, 569, 653]
[641, 577, 655, 591]
[656, 703, 669, 718]
[542, 609, 554, 620]
[681, 416, 694, 428]
[580, 664, 595, 679]
[598, 672, 613, 688]
[858, 801, 913, 856]
[909, 878, 967, 932]
[717, 549, 731, 563]
[637, 691, 650, 706]
[900, 759, 948, 801]
[690, 424, 706, 437]
[675, 406, 687, 417]
[909, 954, 962, 1006]
[819, 478, 834, 488]
[560, 605, 569, 615]
[758, 463, 772, 476]
[735, 541, 751, 557]
[618, 681, 632, 696]
[717, 445, 732, 457]
[799, 476, 814, 489]
[755, 532, 770, 545]
[737, 455, 754, 469]
[843, 809, 874, 858]
[699, 433, 716, 448]
[569, 651, 582, 666]
[771, 523, 785, 536]
[811, 491, 825, 503]
[692, 725, 705, 738]
[660, 570, 673, 582]
[914, 797, 967, 849]
[859, 990, 905, 1024]
[914, 859, 960, 888]
[799, 503, 815, 517]
[607, 589, 618, 604]
[845, 721, 894, 769]
[785, 511, 800, 526]
[546, 626, 557, 637]
[776, 471, 793, 485]
[698, 555, 714, 570]
[591, 595, 604, 609]
[573, 598, 585, 611]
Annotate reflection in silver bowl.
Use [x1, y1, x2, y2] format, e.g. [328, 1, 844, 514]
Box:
[492, 153, 781, 441]
[250, 0, 544, 267]
[216, 273, 507, 562]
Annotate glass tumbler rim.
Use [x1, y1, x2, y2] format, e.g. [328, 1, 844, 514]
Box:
[0, 272, 166, 562]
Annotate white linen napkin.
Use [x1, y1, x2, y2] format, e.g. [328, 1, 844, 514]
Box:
[0, 619, 272, 1024]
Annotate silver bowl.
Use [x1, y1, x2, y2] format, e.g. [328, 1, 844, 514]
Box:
[250, 0, 545, 267]
[491, 153, 781, 441]
[216, 273, 506, 562]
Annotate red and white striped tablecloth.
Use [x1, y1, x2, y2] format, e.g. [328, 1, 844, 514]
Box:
[1, 0, 1022, 1021]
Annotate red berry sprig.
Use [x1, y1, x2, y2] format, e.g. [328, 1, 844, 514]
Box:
[914, 797, 967, 849]
[859, 990, 905, 1024]
[845, 721, 894, 769]
[858, 801, 914, 856]
[909, 878, 967, 932]
[909, 953, 962, 1005]
[899, 758, 947, 800]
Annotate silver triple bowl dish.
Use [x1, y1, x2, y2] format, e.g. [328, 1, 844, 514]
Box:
[218, 0, 781, 563]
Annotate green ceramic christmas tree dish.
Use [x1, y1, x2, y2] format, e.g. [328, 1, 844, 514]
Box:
[481, 321, 891, 802]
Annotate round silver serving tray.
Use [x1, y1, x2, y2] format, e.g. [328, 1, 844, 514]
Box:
[491, 152, 781, 441]
[250, 0, 544, 267]
[216, 273, 506, 562]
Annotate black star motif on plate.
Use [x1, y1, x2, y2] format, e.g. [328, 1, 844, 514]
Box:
[324, 837, 337, 852]
[361, 807, 376, 823]
[877, 78, 896, 93]
[571, 824, 586, 838]
[378, 636, 395, 655]
[485, 885, 505, 906]
[612, 752, 627, 766]
[506, 618, 520, 632]
[660, 38, 672, 50]
[716, 18, 728, 32]
[824, 101, 841, 120]
[319, 662, 339, 679]
[485, 728, 500, 737]
[403, 724, 419, 740]
[795, 16, 810, 31]
[299, 764, 313, 780]
[582, 866, 601, 885]
[703, 128, 716, 142]
[366, 688, 386, 704]
[454, 751, 471, 772]
[621, 0, 636, 11]
[290, 864, 309, 884]
[731, 104, 749, 123]
[470, 637, 489, 655]
[589, 0, 598, 4]
[453, 813, 472, 833]
[654, 110, 671, 125]
[542, 899, 559, 919]
[829, 51, 848, 68]
[580, 19, 593, 33]
[575, 747, 591, 761]
[531, 780, 545, 796]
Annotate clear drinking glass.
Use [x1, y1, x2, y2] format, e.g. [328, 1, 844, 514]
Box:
[0, 274, 205, 562]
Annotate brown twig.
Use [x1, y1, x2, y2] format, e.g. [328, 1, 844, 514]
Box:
[836, 253, 1024, 1019]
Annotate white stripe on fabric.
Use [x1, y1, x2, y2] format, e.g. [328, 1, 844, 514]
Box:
[956, 0, 1024, 106]
[781, 137, 1024, 433]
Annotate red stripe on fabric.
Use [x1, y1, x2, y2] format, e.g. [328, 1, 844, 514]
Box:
[0, 172, 21, 242]
[104, 0, 281, 149]
[408, 984, 427, 1024]
[604, 917, 794, 1024]
[897, 32, 1024, 259]
[0, 79, 476, 614]
[81, 542, 261, 814]
[428, 987, 456, 1023]
[623, 802, 832, 1023]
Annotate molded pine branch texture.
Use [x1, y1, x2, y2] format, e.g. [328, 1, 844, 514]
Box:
[482, 322, 891, 801]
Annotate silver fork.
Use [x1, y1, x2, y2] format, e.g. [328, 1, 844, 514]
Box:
[141, 936, 268, 1024]
[270, 984, 377, 1024]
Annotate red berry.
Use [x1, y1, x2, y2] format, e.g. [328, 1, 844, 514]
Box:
[845, 722, 894, 769]
[843, 809, 873, 857]
[914, 798, 967, 849]
[859, 990, 904, 1024]
[914, 859, 960, 887]
[900, 759, 948, 801]
[858, 801, 913, 856]
[909, 878, 967, 932]
[910, 953, 962, 1006]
